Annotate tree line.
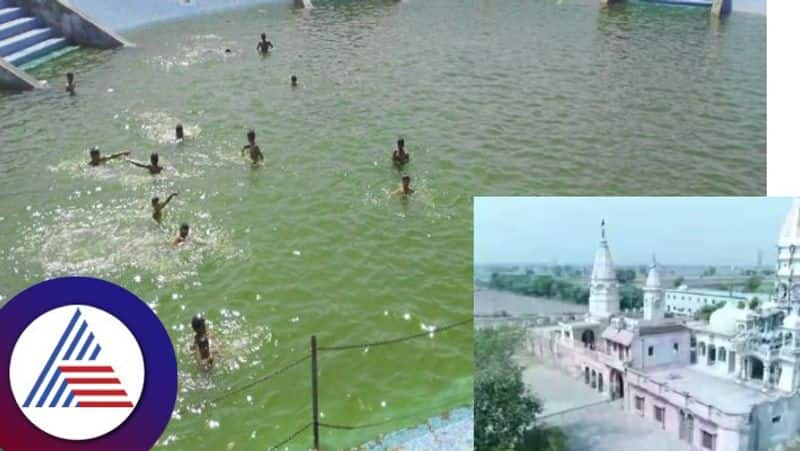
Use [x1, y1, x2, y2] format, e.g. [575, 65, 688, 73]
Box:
[488, 271, 644, 310]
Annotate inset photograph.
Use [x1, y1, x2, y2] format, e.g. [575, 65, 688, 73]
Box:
[475, 197, 799, 451]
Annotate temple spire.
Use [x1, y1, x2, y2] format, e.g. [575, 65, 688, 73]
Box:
[601, 219, 606, 241]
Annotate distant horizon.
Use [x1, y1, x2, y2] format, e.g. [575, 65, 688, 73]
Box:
[474, 197, 793, 267]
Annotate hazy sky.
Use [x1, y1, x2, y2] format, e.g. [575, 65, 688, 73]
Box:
[474, 197, 794, 266]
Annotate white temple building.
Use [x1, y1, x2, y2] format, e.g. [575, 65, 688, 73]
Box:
[529, 200, 800, 451]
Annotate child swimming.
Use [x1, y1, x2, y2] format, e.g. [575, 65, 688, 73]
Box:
[191, 314, 217, 370]
[241, 130, 264, 164]
[151, 193, 178, 223]
[88, 147, 130, 166]
[128, 153, 163, 175]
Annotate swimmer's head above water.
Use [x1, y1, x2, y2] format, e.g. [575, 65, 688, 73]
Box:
[89, 147, 101, 163]
[247, 130, 256, 144]
[175, 124, 184, 140]
[191, 314, 206, 335]
[402, 175, 411, 189]
[180, 223, 190, 239]
[150, 153, 159, 166]
[291, 75, 298, 87]
[398, 138, 405, 151]
[66, 72, 75, 93]
[151, 196, 160, 207]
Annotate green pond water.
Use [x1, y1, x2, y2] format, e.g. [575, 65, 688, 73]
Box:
[0, 0, 765, 448]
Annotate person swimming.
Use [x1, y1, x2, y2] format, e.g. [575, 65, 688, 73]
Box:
[65, 72, 76, 95]
[151, 192, 178, 223]
[172, 223, 190, 247]
[191, 314, 215, 370]
[257, 33, 274, 54]
[175, 124, 184, 141]
[128, 153, 163, 174]
[291, 75, 298, 87]
[88, 147, 130, 166]
[390, 175, 414, 197]
[392, 138, 409, 166]
[241, 130, 264, 164]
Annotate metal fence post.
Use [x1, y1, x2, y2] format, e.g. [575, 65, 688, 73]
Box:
[311, 335, 319, 450]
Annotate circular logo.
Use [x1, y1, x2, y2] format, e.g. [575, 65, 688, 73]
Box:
[9, 305, 145, 440]
[0, 277, 177, 451]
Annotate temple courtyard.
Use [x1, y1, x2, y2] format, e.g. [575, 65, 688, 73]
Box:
[515, 353, 690, 451]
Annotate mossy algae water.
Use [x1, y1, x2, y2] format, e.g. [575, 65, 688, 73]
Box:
[0, 0, 763, 448]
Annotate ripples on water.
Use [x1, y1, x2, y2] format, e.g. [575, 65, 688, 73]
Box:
[0, 0, 763, 448]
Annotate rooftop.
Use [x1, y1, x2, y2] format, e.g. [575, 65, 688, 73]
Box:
[638, 324, 687, 336]
[643, 366, 779, 414]
[664, 288, 752, 299]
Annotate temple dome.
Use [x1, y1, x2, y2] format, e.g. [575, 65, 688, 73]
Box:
[709, 302, 750, 335]
[779, 198, 800, 248]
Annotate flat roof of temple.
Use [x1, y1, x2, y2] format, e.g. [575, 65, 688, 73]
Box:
[642, 366, 778, 414]
[638, 324, 687, 336]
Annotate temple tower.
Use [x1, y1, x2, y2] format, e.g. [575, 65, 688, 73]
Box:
[778, 200, 800, 392]
[643, 255, 664, 321]
[589, 219, 619, 318]
[776, 199, 800, 312]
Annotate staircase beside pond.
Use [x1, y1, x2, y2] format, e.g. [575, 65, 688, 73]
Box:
[0, 0, 126, 91]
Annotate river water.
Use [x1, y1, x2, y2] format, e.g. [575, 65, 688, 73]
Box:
[0, 0, 764, 448]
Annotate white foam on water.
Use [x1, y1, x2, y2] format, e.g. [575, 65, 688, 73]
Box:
[151, 34, 240, 71]
[134, 111, 202, 145]
[7, 198, 238, 284]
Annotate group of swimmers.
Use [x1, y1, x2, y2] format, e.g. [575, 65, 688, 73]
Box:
[72, 32, 417, 369]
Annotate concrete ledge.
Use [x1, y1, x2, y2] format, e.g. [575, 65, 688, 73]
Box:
[69, 0, 288, 32]
[15, 0, 128, 48]
[0, 58, 40, 91]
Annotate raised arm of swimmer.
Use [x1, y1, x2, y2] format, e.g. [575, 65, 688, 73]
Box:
[163, 193, 178, 207]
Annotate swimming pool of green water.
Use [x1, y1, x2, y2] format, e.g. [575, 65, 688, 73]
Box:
[0, 0, 764, 448]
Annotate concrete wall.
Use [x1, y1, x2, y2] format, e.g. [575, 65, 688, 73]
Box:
[14, 0, 126, 47]
[733, 0, 766, 15]
[66, 0, 290, 32]
[0, 59, 39, 90]
[633, 331, 692, 370]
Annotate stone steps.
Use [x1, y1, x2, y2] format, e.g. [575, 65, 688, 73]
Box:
[0, 1, 71, 70]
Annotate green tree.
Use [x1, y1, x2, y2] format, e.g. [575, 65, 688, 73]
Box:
[703, 266, 717, 277]
[620, 285, 644, 310]
[616, 269, 636, 284]
[674, 276, 685, 288]
[475, 367, 542, 449]
[745, 275, 763, 292]
[475, 328, 543, 450]
[749, 298, 760, 310]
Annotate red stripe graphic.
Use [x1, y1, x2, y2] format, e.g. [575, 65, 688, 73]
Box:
[57, 364, 134, 408]
[71, 389, 128, 396]
[65, 378, 121, 384]
[59, 366, 114, 373]
[77, 401, 134, 408]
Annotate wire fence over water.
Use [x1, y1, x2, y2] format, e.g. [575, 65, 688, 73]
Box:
[206, 317, 473, 450]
